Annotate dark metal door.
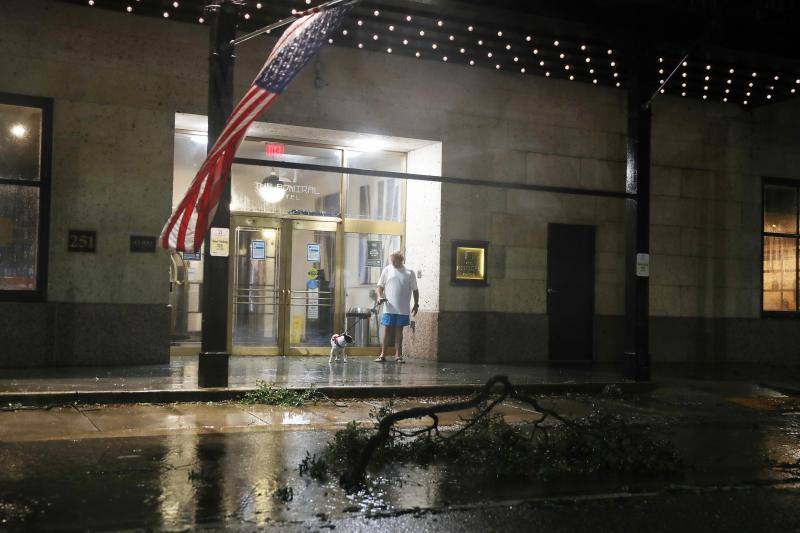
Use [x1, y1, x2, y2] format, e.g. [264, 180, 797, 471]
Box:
[547, 224, 596, 361]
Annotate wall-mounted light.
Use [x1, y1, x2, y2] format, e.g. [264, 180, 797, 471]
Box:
[9, 124, 27, 139]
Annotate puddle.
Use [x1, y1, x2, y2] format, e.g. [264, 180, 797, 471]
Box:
[2, 415, 800, 529]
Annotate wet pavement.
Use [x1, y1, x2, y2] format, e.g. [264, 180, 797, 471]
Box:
[1, 381, 800, 531]
[0, 355, 624, 393]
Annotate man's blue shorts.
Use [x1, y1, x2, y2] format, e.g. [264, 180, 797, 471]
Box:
[380, 313, 410, 327]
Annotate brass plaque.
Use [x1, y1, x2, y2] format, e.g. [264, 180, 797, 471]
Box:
[455, 246, 485, 281]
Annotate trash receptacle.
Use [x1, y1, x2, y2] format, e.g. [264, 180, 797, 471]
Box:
[345, 307, 372, 346]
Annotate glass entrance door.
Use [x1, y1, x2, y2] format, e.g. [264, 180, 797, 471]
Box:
[231, 216, 340, 355]
[285, 220, 338, 355]
[232, 216, 282, 355]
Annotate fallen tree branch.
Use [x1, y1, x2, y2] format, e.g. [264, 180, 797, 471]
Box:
[340, 375, 572, 489]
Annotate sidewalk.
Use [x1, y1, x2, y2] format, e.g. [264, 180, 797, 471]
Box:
[0, 355, 634, 405]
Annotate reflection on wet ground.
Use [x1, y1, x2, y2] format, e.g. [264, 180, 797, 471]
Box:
[1, 385, 799, 530]
[0, 355, 624, 393]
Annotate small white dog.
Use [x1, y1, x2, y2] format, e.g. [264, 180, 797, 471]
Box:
[329, 333, 354, 363]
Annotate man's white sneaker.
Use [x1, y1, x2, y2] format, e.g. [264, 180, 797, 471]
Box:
[375, 356, 386, 362]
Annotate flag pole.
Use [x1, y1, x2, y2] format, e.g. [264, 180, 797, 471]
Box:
[231, 0, 360, 47]
[643, 53, 689, 110]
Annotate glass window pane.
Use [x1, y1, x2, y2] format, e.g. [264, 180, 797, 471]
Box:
[172, 131, 207, 209]
[230, 141, 342, 216]
[231, 164, 340, 216]
[0, 103, 42, 181]
[763, 236, 797, 311]
[345, 150, 405, 222]
[0, 185, 39, 290]
[241, 139, 342, 167]
[764, 185, 797, 234]
[343, 233, 401, 346]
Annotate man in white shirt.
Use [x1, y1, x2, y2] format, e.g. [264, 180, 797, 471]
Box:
[375, 250, 419, 363]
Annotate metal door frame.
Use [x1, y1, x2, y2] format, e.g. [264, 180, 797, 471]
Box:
[229, 214, 344, 355]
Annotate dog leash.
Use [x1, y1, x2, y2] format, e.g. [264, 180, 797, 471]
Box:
[341, 299, 385, 337]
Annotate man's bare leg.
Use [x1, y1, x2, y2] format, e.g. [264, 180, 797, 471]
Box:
[395, 326, 404, 361]
[376, 325, 389, 362]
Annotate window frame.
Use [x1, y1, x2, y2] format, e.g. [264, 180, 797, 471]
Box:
[0, 92, 53, 302]
[761, 176, 800, 318]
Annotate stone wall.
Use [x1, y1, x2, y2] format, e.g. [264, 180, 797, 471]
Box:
[2, 0, 800, 366]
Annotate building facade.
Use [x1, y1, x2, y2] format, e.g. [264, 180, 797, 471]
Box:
[2, 0, 800, 368]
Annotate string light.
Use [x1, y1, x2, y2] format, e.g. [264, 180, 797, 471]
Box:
[88, 0, 94, 5]
[106, 8, 797, 103]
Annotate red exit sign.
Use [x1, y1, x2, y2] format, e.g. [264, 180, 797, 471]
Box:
[265, 143, 285, 157]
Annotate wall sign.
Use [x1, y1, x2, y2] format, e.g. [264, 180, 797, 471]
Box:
[68, 230, 96, 253]
[366, 240, 383, 267]
[182, 251, 201, 261]
[307, 243, 320, 262]
[251, 239, 266, 260]
[636, 253, 650, 277]
[130, 235, 157, 253]
[451, 240, 489, 286]
[209, 227, 229, 257]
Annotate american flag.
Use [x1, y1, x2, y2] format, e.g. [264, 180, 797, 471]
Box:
[161, 3, 353, 251]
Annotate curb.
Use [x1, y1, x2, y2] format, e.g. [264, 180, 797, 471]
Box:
[759, 382, 800, 396]
[0, 381, 655, 407]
